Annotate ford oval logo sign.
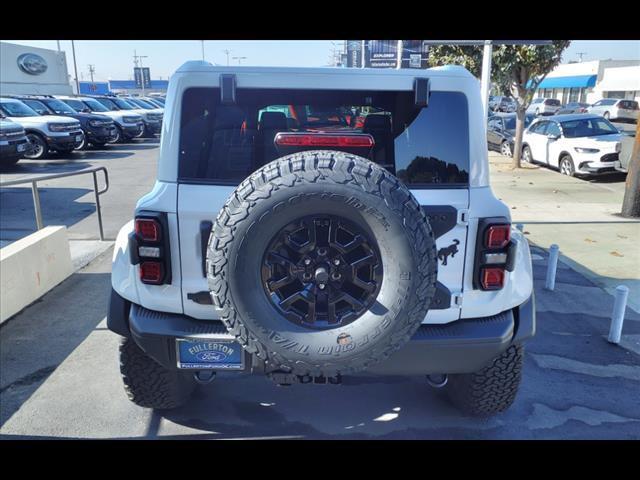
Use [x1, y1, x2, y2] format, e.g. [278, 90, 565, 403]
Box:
[17, 53, 48, 75]
[196, 351, 227, 362]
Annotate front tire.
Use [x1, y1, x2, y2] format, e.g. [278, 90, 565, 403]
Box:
[559, 154, 575, 176]
[522, 145, 533, 163]
[119, 337, 196, 409]
[24, 132, 47, 160]
[445, 344, 524, 416]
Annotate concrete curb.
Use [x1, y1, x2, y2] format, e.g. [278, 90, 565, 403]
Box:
[0, 226, 73, 324]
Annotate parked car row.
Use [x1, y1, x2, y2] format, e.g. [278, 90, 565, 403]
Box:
[491, 95, 639, 123]
[0, 94, 164, 168]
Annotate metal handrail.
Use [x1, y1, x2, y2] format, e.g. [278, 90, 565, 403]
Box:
[0, 166, 110, 241]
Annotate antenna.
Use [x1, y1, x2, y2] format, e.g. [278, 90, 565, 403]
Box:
[576, 52, 587, 62]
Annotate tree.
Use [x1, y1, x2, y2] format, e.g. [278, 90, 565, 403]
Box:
[429, 42, 571, 167]
[494, 42, 570, 167]
[621, 121, 640, 218]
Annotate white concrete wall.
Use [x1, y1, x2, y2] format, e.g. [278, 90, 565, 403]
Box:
[0, 226, 73, 323]
[0, 41, 73, 96]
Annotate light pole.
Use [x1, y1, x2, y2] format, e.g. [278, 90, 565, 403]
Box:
[88, 64, 95, 83]
[71, 40, 80, 95]
[480, 40, 493, 117]
[223, 49, 232, 66]
[201, 41, 205, 61]
[232, 56, 247, 65]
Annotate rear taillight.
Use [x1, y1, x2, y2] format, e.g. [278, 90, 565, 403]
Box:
[485, 224, 511, 249]
[130, 212, 171, 285]
[274, 133, 374, 148]
[139, 261, 163, 284]
[135, 218, 160, 241]
[480, 267, 505, 290]
[474, 219, 515, 291]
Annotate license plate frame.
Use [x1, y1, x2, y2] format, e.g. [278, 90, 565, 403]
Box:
[176, 337, 245, 370]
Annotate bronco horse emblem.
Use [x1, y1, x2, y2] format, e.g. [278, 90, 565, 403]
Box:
[437, 239, 460, 266]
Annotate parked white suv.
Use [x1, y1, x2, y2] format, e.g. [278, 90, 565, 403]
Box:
[107, 62, 535, 417]
[527, 97, 562, 116]
[522, 114, 622, 176]
[0, 97, 84, 160]
[587, 98, 639, 122]
[56, 96, 144, 143]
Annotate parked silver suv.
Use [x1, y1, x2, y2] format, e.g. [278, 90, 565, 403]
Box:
[527, 97, 562, 116]
[587, 98, 639, 122]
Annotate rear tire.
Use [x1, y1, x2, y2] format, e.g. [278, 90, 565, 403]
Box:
[445, 344, 524, 417]
[119, 337, 196, 409]
[522, 145, 533, 163]
[603, 111, 610, 120]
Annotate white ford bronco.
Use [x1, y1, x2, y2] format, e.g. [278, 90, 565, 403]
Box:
[108, 62, 535, 416]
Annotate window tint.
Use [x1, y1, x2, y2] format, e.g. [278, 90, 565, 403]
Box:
[22, 99, 50, 115]
[546, 122, 561, 137]
[545, 99, 561, 106]
[488, 118, 502, 130]
[529, 121, 547, 134]
[179, 88, 469, 187]
[619, 100, 639, 110]
[561, 118, 619, 137]
[599, 99, 617, 106]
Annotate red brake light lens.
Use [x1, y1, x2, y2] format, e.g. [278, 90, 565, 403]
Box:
[485, 225, 511, 249]
[481, 267, 505, 290]
[274, 133, 374, 148]
[135, 219, 160, 242]
[139, 261, 163, 284]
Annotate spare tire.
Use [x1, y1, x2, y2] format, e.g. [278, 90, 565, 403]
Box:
[207, 150, 437, 377]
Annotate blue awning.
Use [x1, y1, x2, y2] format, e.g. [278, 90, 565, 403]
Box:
[530, 75, 597, 89]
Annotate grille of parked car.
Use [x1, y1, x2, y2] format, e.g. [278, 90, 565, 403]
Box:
[147, 113, 163, 121]
[49, 123, 81, 132]
[123, 116, 143, 124]
[600, 153, 619, 162]
[1, 129, 25, 139]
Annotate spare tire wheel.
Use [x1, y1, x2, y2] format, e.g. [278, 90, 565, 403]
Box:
[207, 150, 437, 377]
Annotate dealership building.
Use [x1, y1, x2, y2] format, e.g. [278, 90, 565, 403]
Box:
[533, 59, 640, 104]
[0, 41, 73, 96]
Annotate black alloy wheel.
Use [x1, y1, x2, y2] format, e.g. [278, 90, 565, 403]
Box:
[261, 214, 382, 330]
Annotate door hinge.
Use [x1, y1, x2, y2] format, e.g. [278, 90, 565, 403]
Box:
[457, 209, 470, 226]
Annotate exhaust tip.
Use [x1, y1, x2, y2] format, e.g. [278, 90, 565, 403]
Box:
[426, 374, 448, 388]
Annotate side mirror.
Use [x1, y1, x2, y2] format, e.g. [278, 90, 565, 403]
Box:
[547, 133, 560, 140]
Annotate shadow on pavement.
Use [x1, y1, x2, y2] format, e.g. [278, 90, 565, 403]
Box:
[0, 271, 111, 426]
[0, 187, 95, 242]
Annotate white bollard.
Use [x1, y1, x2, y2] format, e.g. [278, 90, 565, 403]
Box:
[608, 285, 630, 344]
[516, 223, 524, 232]
[544, 244, 559, 291]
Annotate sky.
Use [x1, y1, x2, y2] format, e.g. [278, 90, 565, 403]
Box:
[3, 40, 639, 82]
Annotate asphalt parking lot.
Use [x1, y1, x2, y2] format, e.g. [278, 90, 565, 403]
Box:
[1, 141, 639, 439]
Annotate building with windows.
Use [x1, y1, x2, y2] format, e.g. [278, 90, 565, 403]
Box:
[534, 60, 639, 104]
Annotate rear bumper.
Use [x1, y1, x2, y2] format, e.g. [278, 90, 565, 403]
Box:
[108, 290, 536, 376]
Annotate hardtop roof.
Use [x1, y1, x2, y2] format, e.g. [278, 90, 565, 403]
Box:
[174, 61, 474, 79]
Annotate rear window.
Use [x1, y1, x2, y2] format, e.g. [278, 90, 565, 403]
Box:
[178, 87, 469, 187]
[618, 100, 639, 110]
[545, 99, 561, 106]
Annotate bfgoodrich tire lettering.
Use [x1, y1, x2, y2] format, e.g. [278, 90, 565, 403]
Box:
[445, 344, 524, 416]
[207, 150, 437, 378]
[119, 338, 196, 409]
